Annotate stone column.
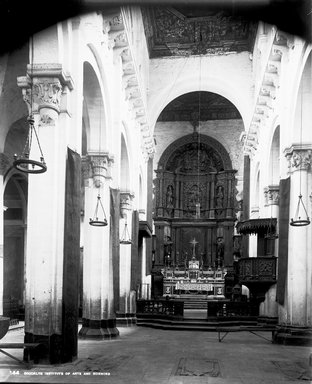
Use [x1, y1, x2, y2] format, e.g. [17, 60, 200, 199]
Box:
[0, 154, 10, 316]
[17, 64, 75, 363]
[117, 191, 133, 326]
[242, 155, 250, 258]
[260, 185, 279, 319]
[79, 153, 118, 339]
[284, 146, 312, 327]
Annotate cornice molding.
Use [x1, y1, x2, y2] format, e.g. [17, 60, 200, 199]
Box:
[104, 10, 155, 159]
[244, 30, 291, 158]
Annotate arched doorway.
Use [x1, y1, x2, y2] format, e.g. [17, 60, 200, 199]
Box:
[3, 172, 27, 320]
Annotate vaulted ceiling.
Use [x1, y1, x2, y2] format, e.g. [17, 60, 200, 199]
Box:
[141, 6, 258, 58]
[158, 92, 241, 122]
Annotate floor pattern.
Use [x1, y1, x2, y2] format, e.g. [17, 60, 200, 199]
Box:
[272, 360, 312, 381]
[174, 358, 221, 377]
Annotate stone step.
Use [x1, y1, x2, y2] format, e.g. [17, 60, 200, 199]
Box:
[136, 317, 259, 329]
[136, 320, 271, 332]
[274, 332, 312, 346]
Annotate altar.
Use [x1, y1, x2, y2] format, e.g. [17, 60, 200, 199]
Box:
[162, 238, 225, 299]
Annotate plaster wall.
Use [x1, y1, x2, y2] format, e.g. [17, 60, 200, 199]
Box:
[148, 53, 254, 131]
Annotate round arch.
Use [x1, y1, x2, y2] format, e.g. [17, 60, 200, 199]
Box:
[120, 132, 131, 192]
[268, 125, 280, 186]
[158, 133, 233, 171]
[285, 43, 312, 144]
[82, 61, 107, 153]
[149, 71, 249, 132]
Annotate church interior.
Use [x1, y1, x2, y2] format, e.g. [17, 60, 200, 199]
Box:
[0, 0, 311, 381]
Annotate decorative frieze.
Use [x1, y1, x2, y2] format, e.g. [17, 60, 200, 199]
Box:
[107, 11, 155, 158]
[284, 146, 312, 173]
[244, 29, 291, 157]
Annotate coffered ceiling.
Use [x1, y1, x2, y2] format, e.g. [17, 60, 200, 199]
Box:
[141, 6, 258, 58]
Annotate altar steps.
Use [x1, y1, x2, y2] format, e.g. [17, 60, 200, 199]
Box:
[175, 295, 218, 310]
[136, 316, 259, 331]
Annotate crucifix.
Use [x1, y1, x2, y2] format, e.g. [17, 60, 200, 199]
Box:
[190, 238, 198, 258]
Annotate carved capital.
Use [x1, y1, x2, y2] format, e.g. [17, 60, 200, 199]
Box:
[33, 78, 62, 112]
[17, 63, 74, 116]
[0, 153, 10, 176]
[109, 14, 124, 31]
[87, 152, 114, 187]
[264, 185, 279, 205]
[284, 145, 312, 173]
[120, 191, 134, 218]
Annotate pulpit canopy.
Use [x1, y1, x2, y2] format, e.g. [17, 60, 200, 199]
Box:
[236, 218, 277, 235]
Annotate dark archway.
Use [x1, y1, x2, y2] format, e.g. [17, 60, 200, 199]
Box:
[3, 172, 27, 320]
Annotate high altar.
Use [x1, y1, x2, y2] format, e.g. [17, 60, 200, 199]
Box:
[152, 133, 240, 298]
[162, 238, 226, 298]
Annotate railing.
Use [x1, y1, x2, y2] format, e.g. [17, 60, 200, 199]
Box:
[136, 300, 184, 318]
[239, 256, 277, 283]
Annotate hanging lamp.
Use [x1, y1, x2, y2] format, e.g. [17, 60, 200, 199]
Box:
[89, 193, 107, 227]
[195, 56, 202, 219]
[120, 220, 132, 244]
[89, 102, 107, 227]
[290, 194, 310, 226]
[13, 37, 47, 174]
[290, 85, 310, 227]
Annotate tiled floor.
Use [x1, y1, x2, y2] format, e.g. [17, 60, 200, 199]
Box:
[0, 324, 311, 383]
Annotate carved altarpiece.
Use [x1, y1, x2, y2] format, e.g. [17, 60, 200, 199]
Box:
[153, 134, 238, 277]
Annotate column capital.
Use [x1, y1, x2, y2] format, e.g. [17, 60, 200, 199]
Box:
[120, 191, 134, 218]
[264, 185, 280, 206]
[87, 152, 114, 187]
[17, 64, 74, 120]
[284, 145, 312, 173]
